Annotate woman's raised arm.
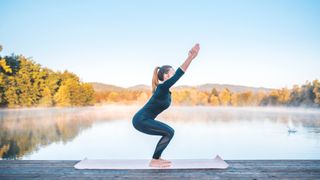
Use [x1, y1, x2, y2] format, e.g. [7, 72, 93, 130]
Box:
[180, 43, 200, 72]
[161, 43, 200, 89]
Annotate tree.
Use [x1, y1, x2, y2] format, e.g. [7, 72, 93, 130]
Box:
[80, 83, 95, 105]
[289, 85, 302, 106]
[0, 58, 13, 105]
[65, 78, 82, 106]
[277, 88, 291, 105]
[4, 77, 19, 108]
[312, 79, 320, 106]
[0, 58, 13, 73]
[219, 88, 231, 106]
[137, 91, 148, 103]
[38, 86, 53, 107]
[300, 81, 316, 106]
[15, 56, 41, 107]
[208, 88, 220, 106]
[54, 84, 71, 107]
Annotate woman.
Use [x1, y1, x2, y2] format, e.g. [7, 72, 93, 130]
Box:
[132, 43, 200, 168]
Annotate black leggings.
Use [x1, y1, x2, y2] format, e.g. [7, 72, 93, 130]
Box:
[132, 115, 175, 159]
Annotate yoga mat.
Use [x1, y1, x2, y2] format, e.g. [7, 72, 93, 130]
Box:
[74, 155, 229, 169]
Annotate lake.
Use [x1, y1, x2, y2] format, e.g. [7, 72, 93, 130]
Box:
[0, 105, 319, 160]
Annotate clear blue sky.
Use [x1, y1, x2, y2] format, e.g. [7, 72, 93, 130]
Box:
[1, 0, 319, 89]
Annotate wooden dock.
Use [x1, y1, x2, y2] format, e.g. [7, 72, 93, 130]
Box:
[0, 160, 320, 179]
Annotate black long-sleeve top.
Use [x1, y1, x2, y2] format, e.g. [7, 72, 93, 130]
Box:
[135, 67, 185, 119]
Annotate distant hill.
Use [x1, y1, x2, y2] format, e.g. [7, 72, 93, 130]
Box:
[127, 84, 150, 91]
[89, 82, 124, 92]
[195, 83, 274, 93]
[89, 82, 274, 93]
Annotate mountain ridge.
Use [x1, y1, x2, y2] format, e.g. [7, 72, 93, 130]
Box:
[89, 82, 274, 93]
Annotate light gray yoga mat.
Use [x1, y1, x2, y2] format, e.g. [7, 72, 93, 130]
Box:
[74, 155, 229, 169]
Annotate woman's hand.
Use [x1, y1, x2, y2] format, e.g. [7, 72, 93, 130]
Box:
[180, 43, 200, 72]
[188, 43, 200, 60]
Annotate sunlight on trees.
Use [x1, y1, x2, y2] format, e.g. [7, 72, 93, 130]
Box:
[0, 53, 95, 108]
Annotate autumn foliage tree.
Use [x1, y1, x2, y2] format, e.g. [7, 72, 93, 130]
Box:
[0, 52, 95, 108]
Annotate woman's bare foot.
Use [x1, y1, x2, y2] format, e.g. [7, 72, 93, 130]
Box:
[158, 157, 172, 163]
[149, 159, 171, 168]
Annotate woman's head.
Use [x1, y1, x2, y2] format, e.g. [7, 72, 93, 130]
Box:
[152, 65, 175, 93]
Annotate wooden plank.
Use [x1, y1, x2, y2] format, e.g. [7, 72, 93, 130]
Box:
[0, 160, 319, 179]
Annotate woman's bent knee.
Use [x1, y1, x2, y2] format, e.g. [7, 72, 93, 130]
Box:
[168, 129, 174, 138]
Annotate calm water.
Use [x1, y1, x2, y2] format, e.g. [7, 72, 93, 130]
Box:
[0, 105, 319, 160]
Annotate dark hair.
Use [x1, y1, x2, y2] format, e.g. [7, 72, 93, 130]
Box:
[152, 65, 172, 93]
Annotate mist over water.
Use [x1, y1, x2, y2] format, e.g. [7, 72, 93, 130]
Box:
[0, 105, 319, 160]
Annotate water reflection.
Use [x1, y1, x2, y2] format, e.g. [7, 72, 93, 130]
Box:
[0, 105, 319, 160]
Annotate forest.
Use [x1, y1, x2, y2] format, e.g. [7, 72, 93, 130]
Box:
[94, 80, 320, 108]
[0, 47, 95, 108]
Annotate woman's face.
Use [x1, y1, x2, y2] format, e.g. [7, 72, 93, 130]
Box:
[163, 68, 175, 81]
